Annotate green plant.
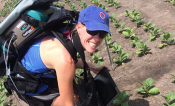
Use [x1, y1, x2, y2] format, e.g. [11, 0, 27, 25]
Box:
[113, 91, 129, 106]
[69, 3, 77, 11]
[118, 23, 125, 33]
[98, 3, 108, 11]
[57, 1, 64, 7]
[170, 74, 175, 82]
[0, 0, 19, 17]
[161, 92, 175, 106]
[168, 0, 175, 3]
[111, 42, 122, 54]
[79, 1, 88, 8]
[75, 68, 84, 78]
[76, 52, 80, 58]
[149, 28, 162, 41]
[114, 1, 120, 9]
[159, 31, 175, 48]
[65, 0, 70, 3]
[91, 0, 100, 6]
[0, 76, 10, 106]
[129, 9, 140, 21]
[136, 78, 159, 96]
[122, 27, 136, 39]
[135, 15, 144, 26]
[105, 0, 115, 6]
[109, 13, 121, 26]
[92, 51, 103, 63]
[97, 61, 104, 66]
[109, 13, 116, 20]
[143, 21, 155, 31]
[106, 33, 113, 48]
[112, 18, 121, 27]
[113, 49, 129, 65]
[129, 36, 141, 47]
[124, 9, 131, 17]
[135, 40, 150, 55]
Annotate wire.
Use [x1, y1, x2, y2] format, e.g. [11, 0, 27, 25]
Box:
[3, 34, 29, 106]
[81, 0, 84, 9]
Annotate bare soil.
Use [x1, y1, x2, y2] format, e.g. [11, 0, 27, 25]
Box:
[1, 0, 175, 106]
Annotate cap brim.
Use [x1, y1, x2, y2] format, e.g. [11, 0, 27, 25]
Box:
[84, 21, 111, 35]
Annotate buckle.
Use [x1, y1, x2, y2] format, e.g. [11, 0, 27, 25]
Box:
[27, 15, 39, 27]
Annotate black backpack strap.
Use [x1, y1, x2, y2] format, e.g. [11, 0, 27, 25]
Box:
[72, 33, 104, 106]
[21, 8, 79, 30]
[72, 33, 88, 81]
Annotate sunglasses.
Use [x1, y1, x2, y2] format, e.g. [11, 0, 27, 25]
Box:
[86, 30, 108, 39]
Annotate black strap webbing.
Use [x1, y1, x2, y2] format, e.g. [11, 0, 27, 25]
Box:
[72, 33, 88, 81]
[21, 8, 79, 30]
[72, 33, 104, 106]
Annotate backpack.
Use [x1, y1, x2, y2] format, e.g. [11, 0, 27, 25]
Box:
[0, 0, 104, 106]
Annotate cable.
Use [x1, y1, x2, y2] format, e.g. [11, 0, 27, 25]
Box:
[81, 0, 84, 9]
[3, 34, 29, 106]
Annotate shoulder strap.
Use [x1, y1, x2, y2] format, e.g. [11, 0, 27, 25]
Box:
[72, 34, 89, 81]
[72, 34, 104, 106]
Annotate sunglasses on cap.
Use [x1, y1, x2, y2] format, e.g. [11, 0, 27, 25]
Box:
[86, 30, 108, 39]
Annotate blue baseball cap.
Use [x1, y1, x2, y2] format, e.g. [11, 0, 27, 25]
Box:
[78, 6, 111, 35]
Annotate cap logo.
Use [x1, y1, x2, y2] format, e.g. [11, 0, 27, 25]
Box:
[100, 12, 106, 19]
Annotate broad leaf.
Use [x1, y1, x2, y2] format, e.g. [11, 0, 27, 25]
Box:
[119, 91, 128, 101]
[136, 88, 146, 93]
[122, 31, 129, 36]
[169, 103, 175, 106]
[169, 36, 175, 43]
[122, 54, 129, 61]
[113, 98, 121, 105]
[144, 78, 154, 89]
[121, 102, 129, 106]
[148, 87, 159, 94]
[113, 58, 120, 62]
[136, 49, 142, 54]
[167, 92, 175, 104]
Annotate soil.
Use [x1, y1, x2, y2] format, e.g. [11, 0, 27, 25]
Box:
[1, 0, 175, 106]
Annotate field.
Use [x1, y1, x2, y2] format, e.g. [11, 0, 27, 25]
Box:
[1, 0, 175, 106]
